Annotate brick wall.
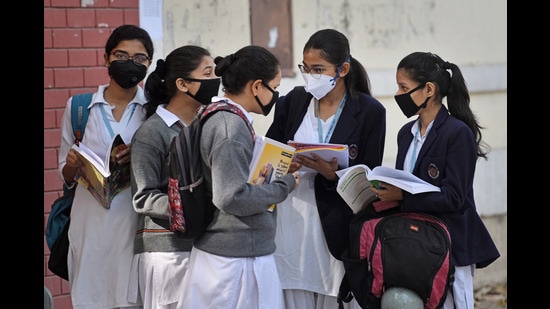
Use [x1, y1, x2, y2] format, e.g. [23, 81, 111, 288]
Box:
[44, 1, 139, 308]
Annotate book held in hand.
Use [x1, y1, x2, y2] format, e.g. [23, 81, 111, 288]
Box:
[248, 135, 296, 212]
[335, 164, 440, 214]
[287, 140, 349, 173]
[71, 134, 131, 208]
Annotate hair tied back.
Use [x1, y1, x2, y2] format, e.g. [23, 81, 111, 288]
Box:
[155, 59, 166, 79]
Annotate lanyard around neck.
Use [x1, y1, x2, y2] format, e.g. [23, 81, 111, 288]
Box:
[316, 93, 346, 143]
[100, 103, 137, 139]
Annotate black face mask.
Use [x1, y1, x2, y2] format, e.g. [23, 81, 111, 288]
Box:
[108, 60, 147, 89]
[254, 81, 279, 116]
[394, 84, 429, 118]
[184, 78, 221, 105]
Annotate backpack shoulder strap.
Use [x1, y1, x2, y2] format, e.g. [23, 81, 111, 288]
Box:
[70, 93, 93, 143]
[199, 101, 256, 142]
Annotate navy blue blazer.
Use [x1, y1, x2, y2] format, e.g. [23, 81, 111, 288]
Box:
[396, 105, 499, 268]
[266, 86, 386, 259]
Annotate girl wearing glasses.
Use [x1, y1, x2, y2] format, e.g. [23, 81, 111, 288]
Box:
[266, 28, 386, 308]
[58, 24, 153, 308]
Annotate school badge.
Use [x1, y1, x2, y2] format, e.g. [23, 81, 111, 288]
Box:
[348, 144, 358, 160]
[428, 163, 439, 179]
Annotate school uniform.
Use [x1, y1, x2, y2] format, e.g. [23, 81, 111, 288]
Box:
[177, 97, 297, 309]
[396, 104, 500, 308]
[266, 86, 386, 308]
[59, 85, 146, 308]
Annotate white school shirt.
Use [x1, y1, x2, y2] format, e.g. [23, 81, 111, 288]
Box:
[403, 120, 433, 173]
[57, 84, 146, 309]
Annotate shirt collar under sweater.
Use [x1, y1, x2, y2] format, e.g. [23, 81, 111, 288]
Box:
[211, 96, 254, 126]
[156, 104, 183, 127]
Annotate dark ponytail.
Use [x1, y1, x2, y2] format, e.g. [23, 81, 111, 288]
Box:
[143, 45, 212, 118]
[397, 52, 490, 159]
[303, 29, 372, 98]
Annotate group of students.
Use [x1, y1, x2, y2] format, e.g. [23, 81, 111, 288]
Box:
[57, 24, 500, 309]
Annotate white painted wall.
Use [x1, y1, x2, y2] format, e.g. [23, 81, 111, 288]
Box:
[140, 0, 507, 216]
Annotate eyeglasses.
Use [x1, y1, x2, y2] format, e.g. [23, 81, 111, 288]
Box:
[111, 50, 150, 64]
[298, 64, 332, 80]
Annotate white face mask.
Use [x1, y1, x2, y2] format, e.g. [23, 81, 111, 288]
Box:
[302, 73, 337, 100]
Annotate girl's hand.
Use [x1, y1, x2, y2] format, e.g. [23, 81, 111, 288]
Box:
[370, 182, 403, 201]
[292, 171, 300, 188]
[65, 148, 84, 168]
[287, 162, 302, 173]
[296, 153, 338, 181]
[112, 143, 131, 165]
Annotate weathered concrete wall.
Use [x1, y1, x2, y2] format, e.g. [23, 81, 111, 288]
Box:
[142, 0, 507, 287]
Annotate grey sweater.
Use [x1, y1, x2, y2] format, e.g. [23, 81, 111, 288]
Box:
[194, 107, 296, 257]
[130, 113, 193, 253]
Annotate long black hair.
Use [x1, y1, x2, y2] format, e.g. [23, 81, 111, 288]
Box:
[303, 28, 371, 98]
[397, 52, 490, 159]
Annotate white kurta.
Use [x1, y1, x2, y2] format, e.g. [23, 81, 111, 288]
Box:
[274, 172, 345, 296]
[127, 251, 190, 309]
[274, 101, 345, 296]
[177, 248, 283, 309]
[58, 85, 146, 309]
[274, 99, 362, 309]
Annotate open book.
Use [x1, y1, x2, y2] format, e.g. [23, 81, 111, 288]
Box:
[335, 164, 440, 214]
[249, 135, 296, 212]
[287, 140, 348, 173]
[71, 134, 131, 208]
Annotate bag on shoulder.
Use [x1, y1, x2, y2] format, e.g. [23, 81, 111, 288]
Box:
[47, 211, 71, 280]
[46, 92, 92, 280]
[167, 101, 255, 239]
[338, 208, 454, 309]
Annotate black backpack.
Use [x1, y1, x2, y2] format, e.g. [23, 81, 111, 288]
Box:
[338, 207, 454, 309]
[167, 101, 255, 239]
